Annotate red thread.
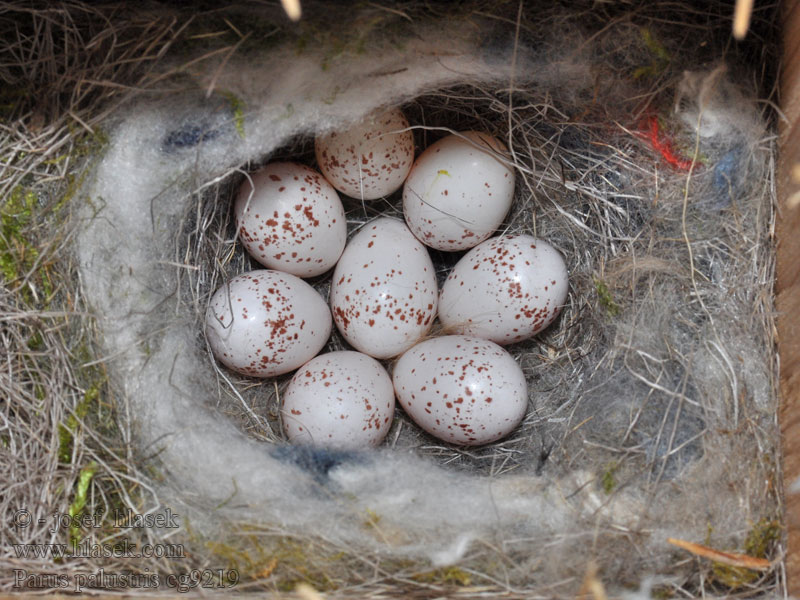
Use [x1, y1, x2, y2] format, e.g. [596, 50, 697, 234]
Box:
[642, 115, 695, 171]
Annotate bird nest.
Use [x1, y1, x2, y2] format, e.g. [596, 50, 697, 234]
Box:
[0, 1, 783, 597]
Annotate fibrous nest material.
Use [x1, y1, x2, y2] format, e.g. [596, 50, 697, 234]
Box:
[0, 1, 783, 597]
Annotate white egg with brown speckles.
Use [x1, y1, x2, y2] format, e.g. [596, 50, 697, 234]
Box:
[393, 335, 528, 446]
[235, 162, 346, 278]
[206, 270, 331, 377]
[282, 351, 395, 449]
[330, 217, 437, 359]
[438, 235, 568, 345]
[403, 131, 515, 251]
[315, 108, 415, 200]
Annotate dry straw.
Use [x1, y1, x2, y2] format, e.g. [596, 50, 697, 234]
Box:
[0, 1, 784, 597]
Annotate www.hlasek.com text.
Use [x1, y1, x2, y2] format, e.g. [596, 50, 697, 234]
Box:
[14, 539, 185, 559]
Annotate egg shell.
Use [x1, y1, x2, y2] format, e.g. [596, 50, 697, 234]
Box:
[282, 351, 395, 449]
[206, 270, 331, 377]
[315, 108, 414, 200]
[235, 162, 347, 278]
[438, 235, 568, 345]
[393, 335, 528, 446]
[402, 131, 515, 251]
[330, 217, 437, 359]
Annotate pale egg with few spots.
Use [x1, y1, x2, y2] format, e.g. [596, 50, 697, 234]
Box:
[403, 131, 515, 251]
[206, 270, 331, 377]
[393, 335, 528, 446]
[282, 351, 395, 449]
[235, 162, 347, 278]
[315, 108, 415, 200]
[438, 235, 568, 345]
[330, 217, 438, 359]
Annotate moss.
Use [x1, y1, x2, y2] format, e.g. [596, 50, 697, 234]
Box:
[272, 538, 338, 592]
[220, 91, 246, 139]
[711, 563, 758, 588]
[412, 566, 472, 587]
[711, 518, 780, 589]
[0, 126, 107, 305]
[594, 277, 621, 317]
[68, 462, 98, 547]
[0, 186, 38, 294]
[58, 380, 103, 464]
[206, 533, 342, 592]
[744, 518, 781, 558]
[601, 461, 619, 494]
[633, 28, 671, 79]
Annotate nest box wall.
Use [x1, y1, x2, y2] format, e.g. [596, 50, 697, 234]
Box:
[779, 0, 800, 592]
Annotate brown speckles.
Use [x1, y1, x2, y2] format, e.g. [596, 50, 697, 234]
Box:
[333, 306, 350, 330]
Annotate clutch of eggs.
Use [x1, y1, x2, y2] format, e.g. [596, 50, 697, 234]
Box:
[203, 104, 575, 449]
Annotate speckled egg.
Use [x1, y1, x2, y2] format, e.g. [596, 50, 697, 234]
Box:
[438, 235, 568, 345]
[403, 131, 515, 251]
[393, 335, 528, 445]
[205, 270, 331, 377]
[315, 108, 414, 200]
[235, 162, 347, 278]
[330, 217, 437, 359]
[282, 351, 395, 449]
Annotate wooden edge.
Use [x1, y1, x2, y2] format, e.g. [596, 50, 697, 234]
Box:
[779, 0, 800, 594]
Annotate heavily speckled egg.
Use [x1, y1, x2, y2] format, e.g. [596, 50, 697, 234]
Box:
[438, 235, 568, 345]
[393, 335, 528, 445]
[206, 270, 331, 377]
[282, 351, 395, 448]
[403, 131, 515, 251]
[330, 217, 437, 359]
[315, 108, 414, 200]
[235, 162, 346, 278]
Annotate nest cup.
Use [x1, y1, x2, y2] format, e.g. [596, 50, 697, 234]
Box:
[1, 2, 783, 597]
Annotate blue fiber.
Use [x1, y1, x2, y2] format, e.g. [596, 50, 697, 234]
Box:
[271, 445, 362, 483]
[710, 147, 743, 209]
[163, 123, 220, 151]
